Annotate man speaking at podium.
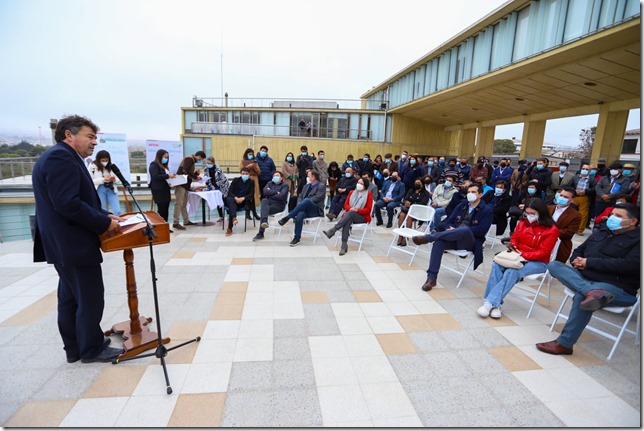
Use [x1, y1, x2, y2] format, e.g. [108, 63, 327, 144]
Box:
[32, 115, 125, 363]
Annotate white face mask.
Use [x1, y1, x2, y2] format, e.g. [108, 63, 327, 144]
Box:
[525, 213, 539, 223]
[467, 192, 478, 203]
[319, 155, 325, 160]
[356, 183, 365, 191]
[610, 169, 620, 176]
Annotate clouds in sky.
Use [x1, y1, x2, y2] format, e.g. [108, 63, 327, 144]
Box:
[0, 0, 638, 146]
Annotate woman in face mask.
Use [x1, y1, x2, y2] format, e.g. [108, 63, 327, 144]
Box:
[323, 177, 373, 256]
[89, 150, 122, 216]
[478, 198, 559, 319]
[508, 180, 541, 234]
[239, 148, 261, 219]
[281, 152, 299, 197]
[148, 149, 177, 225]
[204, 156, 229, 220]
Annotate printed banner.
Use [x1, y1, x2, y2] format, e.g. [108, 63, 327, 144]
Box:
[145, 140, 183, 183]
[84, 132, 131, 183]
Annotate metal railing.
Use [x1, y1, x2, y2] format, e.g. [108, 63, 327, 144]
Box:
[191, 97, 380, 110]
[0, 157, 37, 181]
[188, 122, 374, 140]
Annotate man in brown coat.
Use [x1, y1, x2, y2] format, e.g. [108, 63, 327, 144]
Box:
[548, 185, 581, 263]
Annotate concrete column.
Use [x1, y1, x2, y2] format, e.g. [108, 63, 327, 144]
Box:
[474, 126, 495, 160]
[591, 105, 628, 165]
[519, 119, 546, 159]
[448, 129, 476, 161]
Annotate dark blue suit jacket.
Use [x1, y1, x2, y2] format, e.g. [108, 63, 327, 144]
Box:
[379, 179, 405, 203]
[444, 199, 493, 269]
[33, 142, 111, 266]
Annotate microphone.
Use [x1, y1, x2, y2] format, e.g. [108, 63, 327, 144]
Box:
[110, 164, 131, 189]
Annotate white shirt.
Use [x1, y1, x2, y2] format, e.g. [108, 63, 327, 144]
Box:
[552, 205, 568, 222]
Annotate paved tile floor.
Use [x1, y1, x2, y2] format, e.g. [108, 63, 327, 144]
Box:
[0, 217, 640, 427]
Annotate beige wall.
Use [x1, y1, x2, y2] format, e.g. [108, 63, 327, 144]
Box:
[390, 115, 454, 156]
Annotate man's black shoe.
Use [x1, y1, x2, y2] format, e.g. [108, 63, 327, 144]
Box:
[252, 233, 265, 242]
[278, 217, 289, 226]
[67, 337, 112, 363]
[81, 346, 125, 363]
[386, 222, 393, 228]
[376, 221, 383, 226]
[289, 237, 300, 247]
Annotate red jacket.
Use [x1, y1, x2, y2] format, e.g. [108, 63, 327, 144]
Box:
[342, 190, 373, 224]
[510, 220, 559, 263]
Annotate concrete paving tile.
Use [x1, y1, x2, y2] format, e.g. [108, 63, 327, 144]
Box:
[114, 394, 179, 427]
[83, 364, 147, 398]
[306, 316, 340, 336]
[4, 399, 76, 427]
[273, 359, 317, 389]
[361, 381, 417, 419]
[317, 384, 370, 424]
[387, 354, 432, 382]
[271, 387, 323, 427]
[167, 393, 226, 427]
[220, 390, 273, 427]
[182, 362, 232, 393]
[228, 361, 273, 391]
[273, 318, 309, 337]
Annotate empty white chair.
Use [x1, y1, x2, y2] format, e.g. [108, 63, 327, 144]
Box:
[441, 249, 486, 289]
[550, 288, 641, 360]
[301, 217, 323, 243]
[508, 239, 561, 318]
[386, 204, 435, 265]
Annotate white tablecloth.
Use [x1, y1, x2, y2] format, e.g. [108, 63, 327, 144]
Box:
[187, 190, 224, 217]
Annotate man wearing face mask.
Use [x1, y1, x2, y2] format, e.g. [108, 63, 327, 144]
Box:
[457, 157, 471, 180]
[341, 154, 356, 173]
[548, 185, 581, 263]
[594, 162, 631, 218]
[429, 175, 458, 231]
[491, 158, 513, 185]
[327, 167, 358, 221]
[536, 203, 640, 356]
[527, 158, 552, 200]
[296, 145, 314, 195]
[594, 157, 609, 180]
[547, 162, 574, 202]
[373, 171, 405, 227]
[571, 163, 597, 235]
[470, 158, 488, 184]
[509, 159, 529, 206]
[225, 167, 256, 236]
[412, 183, 493, 291]
[622, 163, 640, 203]
[440, 158, 463, 185]
[312, 150, 329, 187]
[356, 153, 374, 177]
[379, 153, 398, 175]
[253, 171, 289, 241]
[256, 145, 276, 199]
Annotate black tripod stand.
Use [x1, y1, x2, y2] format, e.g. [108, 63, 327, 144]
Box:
[110, 166, 200, 394]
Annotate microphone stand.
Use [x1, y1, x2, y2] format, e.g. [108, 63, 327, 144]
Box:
[111, 168, 200, 395]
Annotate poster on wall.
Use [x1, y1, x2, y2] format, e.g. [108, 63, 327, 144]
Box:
[84, 133, 131, 183]
[145, 140, 183, 183]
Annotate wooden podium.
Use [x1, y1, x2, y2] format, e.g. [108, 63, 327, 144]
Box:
[100, 211, 171, 360]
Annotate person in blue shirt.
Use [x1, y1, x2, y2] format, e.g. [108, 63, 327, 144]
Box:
[491, 158, 514, 184]
[256, 145, 276, 199]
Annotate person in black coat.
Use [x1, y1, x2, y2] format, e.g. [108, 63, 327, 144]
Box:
[149, 149, 177, 226]
[295, 144, 314, 195]
[225, 167, 256, 235]
[32, 115, 125, 363]
[486, 180, 512, 235]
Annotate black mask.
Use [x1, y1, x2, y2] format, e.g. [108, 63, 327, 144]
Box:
[449, 164, 455, 169]
[391, 177, 398, 182]
[500, 163, 506, 168]
[414, 183, 422, 190]
[598, 164, 605, 170]
[424, 180, 431, 185]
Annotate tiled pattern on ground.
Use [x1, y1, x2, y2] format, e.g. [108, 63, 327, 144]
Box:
[0, 220, 640, 427]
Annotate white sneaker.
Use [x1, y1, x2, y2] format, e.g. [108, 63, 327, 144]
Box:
[477, 302, 494, 317]
[490, 307, 502, 319]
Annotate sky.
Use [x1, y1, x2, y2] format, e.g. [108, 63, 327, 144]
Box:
[0, 0, 639, 147]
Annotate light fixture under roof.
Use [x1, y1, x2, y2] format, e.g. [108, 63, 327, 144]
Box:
[515, 97, 524, 101]
[584, 82, 598, 87]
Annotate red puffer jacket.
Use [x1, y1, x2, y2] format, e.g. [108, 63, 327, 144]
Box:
[342, 190, 373, 224]
[510, 220, 559, 263]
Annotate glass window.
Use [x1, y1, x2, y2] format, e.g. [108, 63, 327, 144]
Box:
[513, 6, 530, 60]
[436, 52, 451, 91]
[183, 137, 205, 158]
[185, 111, 197, 132]
[349, 113, 361, 140]
[275, 112, 290, 136]
[328, 113, 348, 139]
[370, 114, 384, 141]
[471, 29, 493, 77]
[563, 0, 593, 41]
[622, 138, 638, 154]
[624, 0, 640, 17]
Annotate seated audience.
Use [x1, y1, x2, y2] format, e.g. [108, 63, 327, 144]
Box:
[549, 185, 581, 263]
[373, 171, 405, 227]
[278, 170, 326, 247]
[225, 167, 255, 236]
[395, 178, 430, 246]
[252, 171, 289, 241]
[429, 175, 458, 230]
[487, 180, 512, 235]
[327, 167, 357, 221]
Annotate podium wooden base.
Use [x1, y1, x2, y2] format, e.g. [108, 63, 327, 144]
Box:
[105, 316, 170, 360]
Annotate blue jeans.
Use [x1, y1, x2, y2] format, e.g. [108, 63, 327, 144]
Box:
[424, 227, 475, 281]
[374, 199, 400, 224]
[97, 184, 121, 215]
[548, 261, 637, 348]
[430, 207, 446, 230]
[483, 261, 547, 308]
[287, 198, 319, 238]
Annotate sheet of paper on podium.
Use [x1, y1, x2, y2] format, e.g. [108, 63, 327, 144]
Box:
[118, 214, 146, 227]
[167, 174, 187, 187]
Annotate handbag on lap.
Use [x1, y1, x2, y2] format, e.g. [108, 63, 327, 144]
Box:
[493, 249, 525, 269]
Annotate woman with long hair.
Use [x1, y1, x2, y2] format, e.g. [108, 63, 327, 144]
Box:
[239, 148, 261, 219]
[149, 149, 177, 229]
[204, 156, 229, 220]
[327, 161, 341, 204]
[88, 149, 121, 215]
[477, 198, 559, 319]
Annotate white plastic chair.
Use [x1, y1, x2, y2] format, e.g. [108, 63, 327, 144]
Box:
[301, 217, 323, 243]
[441, 249, 486, 289]
[549, 288, 641, 360]
[508, 239, 561, 318]
[268, 202, 290, 238]
[386, 204, 435, 265]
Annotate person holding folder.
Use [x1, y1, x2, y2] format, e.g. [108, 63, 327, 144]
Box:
[148, 149, 177, 230]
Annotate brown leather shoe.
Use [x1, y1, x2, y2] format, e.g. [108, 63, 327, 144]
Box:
[421, 279, 436, 291]
[579, 289, 615, 311]
[412, 235, 430, 245]
[225, 228, 233, 236]
[172, 223, 186, 230]
[535, 340, 573, 355]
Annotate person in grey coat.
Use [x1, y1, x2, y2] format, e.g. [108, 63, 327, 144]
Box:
[278, 170, 326, 246]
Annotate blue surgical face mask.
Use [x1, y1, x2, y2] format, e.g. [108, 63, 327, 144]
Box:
[302, 152, 308, 156]
[444, 181, 452, 188]
[347, 160, 353, 165]
[494, 187, 503, 195]
[272, 176, 281, 183]
[345, 172, 352, 178]
[439, 160, 445, 166]
[363, 157, 369, 162]
[161, 158, 168, 164]
[410, 159, 416, 165]
[527, 188, 536, 195]
[580, 169, 589, 175]
[536, 164, 544, 170]
[385, 159, 391, 163]
[241, 174, 249, 181]
[559, 166, 567, 172]
[428, 161, 434, 166]
[606, 215, 627, 231]
[206, 163, 214, 169]
[287, 156, 293, 162]
[590, 169, 597, 176]
[623, 170, 632, 176]
[260, 151, 267, 158]
[555, 195, 569, 206]
[247, 154, 254, 160]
